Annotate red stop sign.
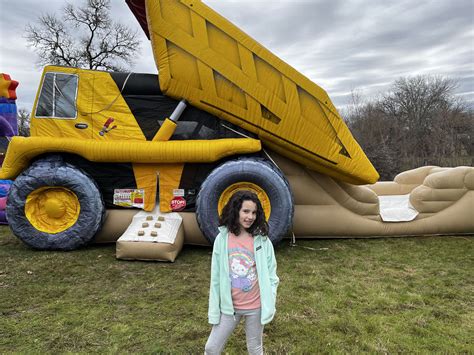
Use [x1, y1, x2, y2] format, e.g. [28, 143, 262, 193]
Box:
[170, 196, 186, 211]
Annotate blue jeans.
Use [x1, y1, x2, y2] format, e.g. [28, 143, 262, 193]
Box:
[205, 308, 263, 355]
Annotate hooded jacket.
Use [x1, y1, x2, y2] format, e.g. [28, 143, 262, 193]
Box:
[208, 226, 279, 325]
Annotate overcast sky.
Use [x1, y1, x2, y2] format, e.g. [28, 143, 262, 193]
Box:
[1, 0, 473, 112]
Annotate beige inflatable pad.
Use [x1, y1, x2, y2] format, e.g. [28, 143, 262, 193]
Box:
[116, 208, 184, 262]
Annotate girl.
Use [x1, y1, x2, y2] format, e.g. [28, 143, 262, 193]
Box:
[205, 190, 279, 355]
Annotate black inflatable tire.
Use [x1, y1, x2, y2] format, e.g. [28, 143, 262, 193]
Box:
[196, 158, 294, 245]
[6, 156, 105, 251]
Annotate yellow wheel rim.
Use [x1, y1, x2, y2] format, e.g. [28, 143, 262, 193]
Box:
[218, 182, 271, 220]
[25, 187, 81, 234]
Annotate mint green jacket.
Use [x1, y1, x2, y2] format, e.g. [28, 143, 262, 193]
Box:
[208, 226, 279, 325]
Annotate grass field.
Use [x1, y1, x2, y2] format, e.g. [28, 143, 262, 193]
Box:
[1, 226, 472, 353]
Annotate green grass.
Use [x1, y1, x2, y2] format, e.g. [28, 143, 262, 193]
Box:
[1, 226, 472, 353]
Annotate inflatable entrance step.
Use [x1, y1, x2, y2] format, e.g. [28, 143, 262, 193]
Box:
[116, 207, 184, 262]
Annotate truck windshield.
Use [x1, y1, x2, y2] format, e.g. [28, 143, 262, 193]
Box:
[35, 72, 78, 119]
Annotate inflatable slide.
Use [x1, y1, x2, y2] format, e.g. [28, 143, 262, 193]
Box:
[94, 153, 474, 247]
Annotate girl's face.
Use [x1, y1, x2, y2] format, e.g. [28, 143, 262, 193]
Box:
[238, 200, 257, 231]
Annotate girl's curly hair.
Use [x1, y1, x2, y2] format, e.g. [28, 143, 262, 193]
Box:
[219, 190, 269, 236]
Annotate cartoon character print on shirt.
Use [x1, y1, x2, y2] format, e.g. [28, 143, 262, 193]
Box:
[229, 248, 257, 292]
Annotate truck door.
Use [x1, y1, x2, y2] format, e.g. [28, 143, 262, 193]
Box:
[31, 69, 94, 139]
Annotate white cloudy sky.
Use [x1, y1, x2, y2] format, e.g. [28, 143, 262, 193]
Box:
[0, 0, 473, 112]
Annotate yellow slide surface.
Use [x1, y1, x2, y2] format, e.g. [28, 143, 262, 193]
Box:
[143, 0, 379, 184]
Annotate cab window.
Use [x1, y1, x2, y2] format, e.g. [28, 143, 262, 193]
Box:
[35, 72, 78, 119]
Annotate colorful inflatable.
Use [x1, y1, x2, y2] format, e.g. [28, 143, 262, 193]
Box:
[0, 73, 18, 224]
[0, 180, 12, 224]
[0, 73, 18, 138]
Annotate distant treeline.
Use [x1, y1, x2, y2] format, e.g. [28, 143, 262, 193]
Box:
[343, 75, 473, 180]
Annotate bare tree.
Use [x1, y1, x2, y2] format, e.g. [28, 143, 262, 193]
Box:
[380, 76, 463, 164]
[17, 109, 31, 137]
[25, 0, 140, 71]
[345, 75, 472, 179]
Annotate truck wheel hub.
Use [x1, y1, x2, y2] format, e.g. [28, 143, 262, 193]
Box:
[218, 182, 271, 220]
[44, 197, 66, 218]
[25, 187, 81, 234]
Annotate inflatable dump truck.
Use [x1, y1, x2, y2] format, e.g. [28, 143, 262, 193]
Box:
[1, 0, 379, 250]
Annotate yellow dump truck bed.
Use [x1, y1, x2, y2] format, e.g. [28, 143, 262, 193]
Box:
[127, 0, 379, 184]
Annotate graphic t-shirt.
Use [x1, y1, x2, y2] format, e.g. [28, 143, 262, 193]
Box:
[228, 231, 261, 309]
